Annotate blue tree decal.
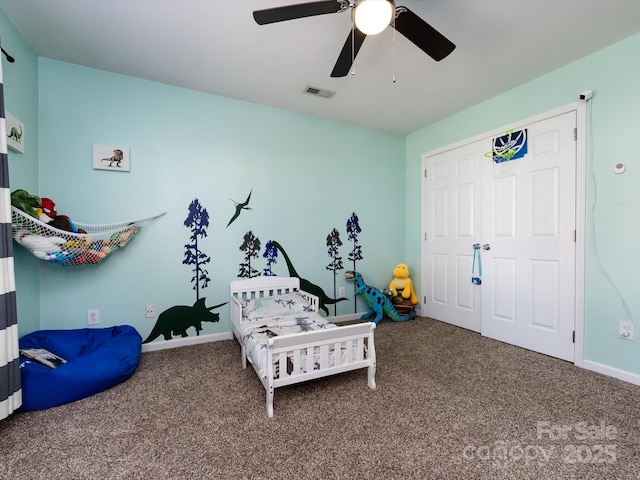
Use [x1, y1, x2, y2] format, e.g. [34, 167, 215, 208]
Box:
[263, 240, 278, 276]
[326, 228, 344, 315]
[183, 199, 211, 300]
[239, 230, 261, 278]
[346, 212, 363, 312]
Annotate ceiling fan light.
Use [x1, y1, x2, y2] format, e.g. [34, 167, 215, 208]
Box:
[354, 0, 394, 36]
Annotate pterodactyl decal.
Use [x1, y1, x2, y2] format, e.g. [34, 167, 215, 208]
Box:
[226, 189, 252, 228]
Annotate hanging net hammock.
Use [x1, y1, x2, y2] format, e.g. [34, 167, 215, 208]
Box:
[11, 207, 165, 267]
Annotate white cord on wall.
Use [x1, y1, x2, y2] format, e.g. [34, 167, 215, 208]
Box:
[586, 94, 634, 324]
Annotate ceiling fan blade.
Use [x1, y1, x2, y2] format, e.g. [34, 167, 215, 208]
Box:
[393, 7, 455, 61]
[331, 28, 367, 77]
[253, 1, 344, 25]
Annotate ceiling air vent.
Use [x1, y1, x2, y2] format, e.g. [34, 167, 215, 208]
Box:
[303, 85, 336, 99]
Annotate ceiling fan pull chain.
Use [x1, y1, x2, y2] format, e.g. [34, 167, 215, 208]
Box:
[350, 7, 356, 75]
[392, 10, 396, 83]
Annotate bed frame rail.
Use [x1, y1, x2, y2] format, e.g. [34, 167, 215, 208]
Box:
[231, 276, 302, 302]
[264, 322, 376, 417]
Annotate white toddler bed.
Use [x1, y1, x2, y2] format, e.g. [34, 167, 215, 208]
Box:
[230, 276, 376, 417]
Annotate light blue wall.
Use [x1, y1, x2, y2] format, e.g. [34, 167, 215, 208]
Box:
[406, 33, 640, 375]
[0, 14, 40, 336]
[35, 59, 405, 338]
[4, 5, 639, 378]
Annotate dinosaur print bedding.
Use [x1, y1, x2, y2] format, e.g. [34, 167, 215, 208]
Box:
[237, 313, 339, 379]
[241, 312, 366, 378]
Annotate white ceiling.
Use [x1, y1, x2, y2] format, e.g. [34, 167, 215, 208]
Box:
[2, 0, 640, 134]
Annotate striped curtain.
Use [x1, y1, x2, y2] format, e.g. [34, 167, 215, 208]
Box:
[0, 46, 21, 419]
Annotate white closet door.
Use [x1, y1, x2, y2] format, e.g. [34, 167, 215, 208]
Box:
[423, 110, 577, 362]
[480, 111, 576, 361]
[424, 141, 483, 332]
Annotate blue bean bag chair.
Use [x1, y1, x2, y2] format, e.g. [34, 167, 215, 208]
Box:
[18, 325, 142, 411]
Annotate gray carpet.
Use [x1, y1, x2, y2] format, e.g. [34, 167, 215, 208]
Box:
[1, 317, 639, 480]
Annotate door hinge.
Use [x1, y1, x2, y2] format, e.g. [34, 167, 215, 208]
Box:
[573, 229, 576, 242]
[424, 296, 427, 304]
[574, 128, 577, 141]
[424, 169, 428, 178]
[424, 232, 427, 241]
[572, 330, 575, 343]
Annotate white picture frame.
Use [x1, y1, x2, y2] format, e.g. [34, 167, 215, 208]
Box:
[6, 112, 24, 153]
[93, 144, 130, 172]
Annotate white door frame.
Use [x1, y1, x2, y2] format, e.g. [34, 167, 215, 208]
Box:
[420, 101, 587, 366]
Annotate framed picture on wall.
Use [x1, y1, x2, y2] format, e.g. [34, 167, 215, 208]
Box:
[6, 112, 24, 153]
[93, 144, 130, 172]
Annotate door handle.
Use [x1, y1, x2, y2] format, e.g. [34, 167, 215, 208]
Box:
[482, 244, 491, 250]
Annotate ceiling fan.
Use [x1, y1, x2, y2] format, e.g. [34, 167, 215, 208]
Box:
[253, 0, 456, 77]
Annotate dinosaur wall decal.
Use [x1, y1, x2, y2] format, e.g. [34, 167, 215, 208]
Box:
[346, 271, 416, 324]
[226, 189, 252, 228]
[143, 298, 227, 343]
[270, 240, 347, 316]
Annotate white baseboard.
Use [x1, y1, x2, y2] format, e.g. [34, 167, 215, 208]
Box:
[141, 331, 233, 353]
[579, 359, 640, 387]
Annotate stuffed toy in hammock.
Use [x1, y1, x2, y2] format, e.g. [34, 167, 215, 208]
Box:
[10, 189, 163, 266]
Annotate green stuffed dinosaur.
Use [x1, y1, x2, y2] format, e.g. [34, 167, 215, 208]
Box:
[346, 270, 416, 324]
[10, 189, 41, 218]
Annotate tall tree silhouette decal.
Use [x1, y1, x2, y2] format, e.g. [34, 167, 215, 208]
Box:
[263, 240, 278, 276]
[239, 231, 261, 278]
[346, 212, 363, 313]
[326, 228, 344, 316]
[183, 198, 211, 299]
[143, 198, 224, 344]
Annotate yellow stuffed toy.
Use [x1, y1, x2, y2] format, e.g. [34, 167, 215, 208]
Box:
[389, 263, 418, 305]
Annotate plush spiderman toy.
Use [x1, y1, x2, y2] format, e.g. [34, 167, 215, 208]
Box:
[39, 198, 57, 218]
[39, 198, 85, 234]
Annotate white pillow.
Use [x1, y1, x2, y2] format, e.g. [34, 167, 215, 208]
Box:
[243, 292, 312, 319]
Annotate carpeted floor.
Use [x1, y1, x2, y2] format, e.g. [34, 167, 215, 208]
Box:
[1, 317, 639, 480]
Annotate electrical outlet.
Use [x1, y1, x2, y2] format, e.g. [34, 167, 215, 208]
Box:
[339, 287, 346, 297]
[618, 321, 635, 341]
[145, 305, 155, 318]
[87, 309, 100, 325]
